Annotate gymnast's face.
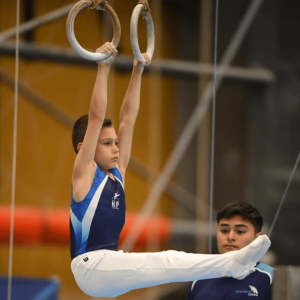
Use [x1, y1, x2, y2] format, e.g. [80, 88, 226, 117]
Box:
[217, 215, 260, 254]
[94, 126, 119, 171]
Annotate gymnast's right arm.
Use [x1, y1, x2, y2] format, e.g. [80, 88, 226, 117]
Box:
[72, 43, 117, 202]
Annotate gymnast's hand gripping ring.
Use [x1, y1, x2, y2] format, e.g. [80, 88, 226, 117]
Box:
[130, 0, 155, 66]
[66, 0, 121, 61]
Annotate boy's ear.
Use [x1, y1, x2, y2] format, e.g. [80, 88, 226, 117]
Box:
[77, 142, 83, 152]
[255, 232, 262, 238]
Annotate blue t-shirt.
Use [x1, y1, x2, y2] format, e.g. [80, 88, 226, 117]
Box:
[186, 263, 273, 300]
[70, 166, 125, 259]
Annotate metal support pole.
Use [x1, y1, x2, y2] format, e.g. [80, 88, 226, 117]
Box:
[0, 41, 274, 83]
[196, 0, 213, 255]
[273, 266, 300, 300]
[0, 3, 75, 42]
[0, 68, 75, 128]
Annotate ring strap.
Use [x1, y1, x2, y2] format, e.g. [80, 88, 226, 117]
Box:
[91, 0, 107, 10]
[138, 0, 151, 14]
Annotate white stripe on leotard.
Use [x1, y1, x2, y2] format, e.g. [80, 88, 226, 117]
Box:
[81, 176, 108, 249]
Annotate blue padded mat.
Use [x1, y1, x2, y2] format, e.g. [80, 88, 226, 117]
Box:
[0, 276, 60, 300]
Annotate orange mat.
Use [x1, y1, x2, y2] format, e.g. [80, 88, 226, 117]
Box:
[0, 205, 171, 247]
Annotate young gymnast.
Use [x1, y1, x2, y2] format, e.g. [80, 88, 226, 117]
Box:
[70, 42, 271, 298]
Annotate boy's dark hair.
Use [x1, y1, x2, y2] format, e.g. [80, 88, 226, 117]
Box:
[72, 114, 113, 154]
[217, 201, 263, 233]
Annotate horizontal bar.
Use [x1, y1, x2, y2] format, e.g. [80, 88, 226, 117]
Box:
[0, 41, 274, 83]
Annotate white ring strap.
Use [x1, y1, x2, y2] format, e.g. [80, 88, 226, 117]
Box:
[66, 0, 121, 61]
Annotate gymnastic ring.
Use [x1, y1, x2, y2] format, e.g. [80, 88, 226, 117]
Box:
[66, 0, 121, 61]
[130, 2, 155, 66]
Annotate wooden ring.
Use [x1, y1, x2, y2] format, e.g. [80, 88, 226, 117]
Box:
[66, 0, 121, 61]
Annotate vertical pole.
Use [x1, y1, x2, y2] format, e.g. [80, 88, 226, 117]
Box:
[196, 0, 213, 254]
[146, 1, 161, 299]
[8, 1, 20, 299]
[147, 0, 162, 246]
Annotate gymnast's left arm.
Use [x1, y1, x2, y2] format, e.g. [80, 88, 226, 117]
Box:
[117, 53, 151, 183]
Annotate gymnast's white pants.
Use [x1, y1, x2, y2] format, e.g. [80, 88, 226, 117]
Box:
[71, 249, 253, 298]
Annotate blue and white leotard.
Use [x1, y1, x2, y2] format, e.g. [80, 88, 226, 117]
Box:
[70, 166, 125, 259]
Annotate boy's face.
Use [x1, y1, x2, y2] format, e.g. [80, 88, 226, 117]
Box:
[217, 215, 260, 254]
[94, 126, 119, 171]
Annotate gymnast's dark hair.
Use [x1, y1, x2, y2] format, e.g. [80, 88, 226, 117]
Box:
[72, 114, 113, 154]
[217, 201, 263, 233]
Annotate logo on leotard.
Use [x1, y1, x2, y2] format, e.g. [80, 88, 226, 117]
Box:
[248, 285, 258, 296]
[235, 285, 258, 297]
[112, 192, 120, 209]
